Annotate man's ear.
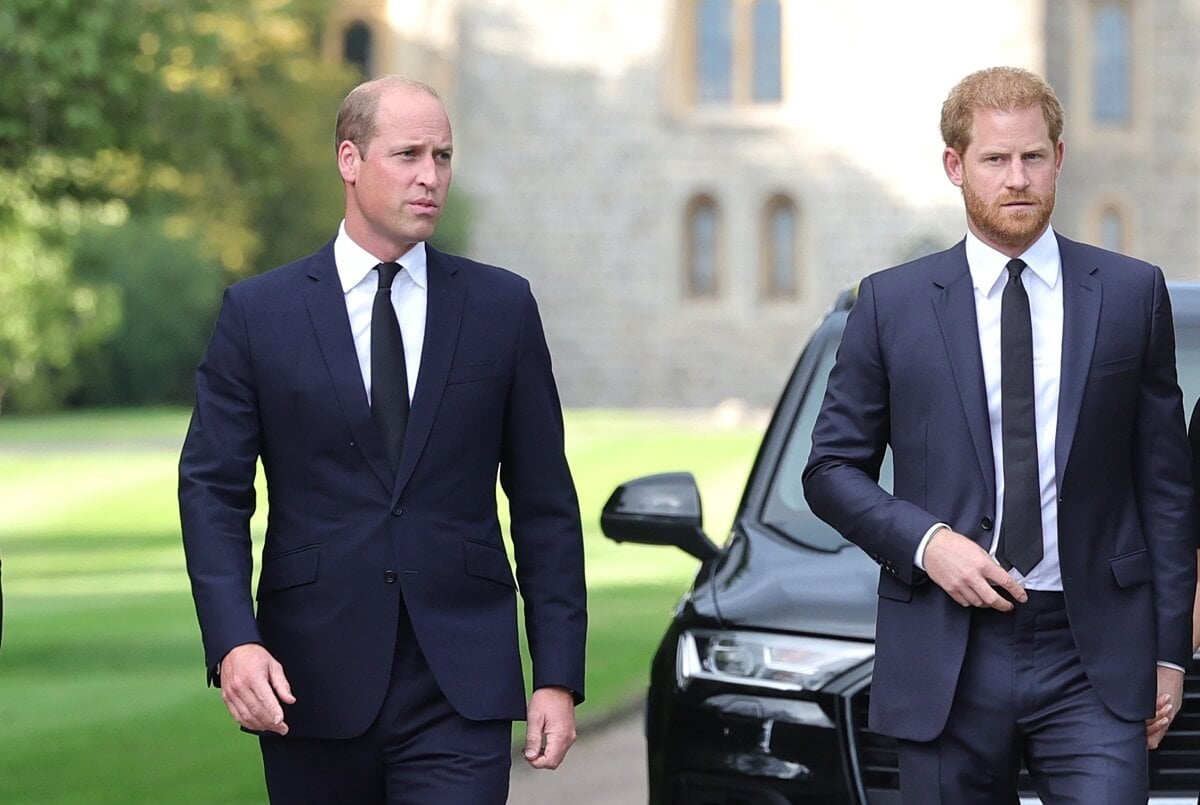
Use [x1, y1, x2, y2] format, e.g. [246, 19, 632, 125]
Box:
[337, 140, 360, 183]
[943, 147, 965, 188]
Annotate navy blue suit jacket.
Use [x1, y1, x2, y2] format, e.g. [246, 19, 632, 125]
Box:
[179, 240, 586, 739]
[803, 234, 1194, 741]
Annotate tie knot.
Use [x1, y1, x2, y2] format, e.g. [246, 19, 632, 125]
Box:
[375, 262, 402, 291]
[1006, 258, 1027, 281]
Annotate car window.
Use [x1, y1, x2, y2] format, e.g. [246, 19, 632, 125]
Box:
[760, 320, 894, 551]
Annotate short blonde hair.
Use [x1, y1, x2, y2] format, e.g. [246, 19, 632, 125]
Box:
[940, 66, 1064, 154]
[335, 75, 443, 157]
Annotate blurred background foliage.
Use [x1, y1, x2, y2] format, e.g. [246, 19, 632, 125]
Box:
[0, 0, 471, 413]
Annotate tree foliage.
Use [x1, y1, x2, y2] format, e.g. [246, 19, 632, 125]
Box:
[72, 214, 227, 406]
[0, 175, 122, 411]
[0, 0, 362, 411]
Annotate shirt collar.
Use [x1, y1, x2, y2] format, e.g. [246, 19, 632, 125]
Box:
[333, 220, 429, 292]
[965, 225, 1060, 298]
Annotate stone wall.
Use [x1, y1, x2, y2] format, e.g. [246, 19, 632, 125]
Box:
[338, 0, 1182, 407]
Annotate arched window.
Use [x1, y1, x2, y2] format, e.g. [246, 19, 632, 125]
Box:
[1099, 205, 1126, 252]
[1092, 2, 1131, 124]
[762, 195, 798, 299]
[751, 0, 782, 102]
[343, 21, 373, 77]
[685, 195, 721, 298]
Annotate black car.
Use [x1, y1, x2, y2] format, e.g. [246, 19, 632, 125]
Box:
[601, 283, 1200, 805]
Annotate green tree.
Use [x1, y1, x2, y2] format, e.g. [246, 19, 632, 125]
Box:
[72, 214, 225, 406]
[0, 0, 373, 410]
[0, 173, 120, 411]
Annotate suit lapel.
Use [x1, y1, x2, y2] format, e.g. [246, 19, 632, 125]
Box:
[393, 246, 466, 498]
[300, 243, 394, 492]
[930, 242, 996, 503]
[1055, 235, 1101, 479]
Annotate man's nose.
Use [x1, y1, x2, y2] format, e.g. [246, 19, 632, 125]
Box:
[416, 154, 439, 187]
[1006, 161, 1030, 190]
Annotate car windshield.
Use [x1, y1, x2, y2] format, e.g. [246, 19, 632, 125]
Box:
[760, 312, 1200, 552]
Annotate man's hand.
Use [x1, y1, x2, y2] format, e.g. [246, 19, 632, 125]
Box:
[923, 528, 1027, 611]
[1146, 666, 1184, 750]
[218, 643, 296, 735]
[523, 686, 577, 770]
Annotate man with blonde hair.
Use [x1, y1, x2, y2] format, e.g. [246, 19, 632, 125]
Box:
[805, 66, 1194, 803]
[180, 75, 586, 803]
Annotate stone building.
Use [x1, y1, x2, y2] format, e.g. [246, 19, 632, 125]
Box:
[322, 0, 1195, 407]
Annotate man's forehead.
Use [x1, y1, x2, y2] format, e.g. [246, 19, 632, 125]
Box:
[967, 107, 1052, 143]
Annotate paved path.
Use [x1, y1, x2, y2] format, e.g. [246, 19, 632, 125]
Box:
[508, 709, 647, 804]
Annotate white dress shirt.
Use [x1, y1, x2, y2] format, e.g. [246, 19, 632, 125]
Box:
[333, 221, 427, 402]
[916, 226, 1064, 591]
[968, 227, 1063, 591]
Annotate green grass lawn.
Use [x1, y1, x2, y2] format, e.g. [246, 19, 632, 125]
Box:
[0, 407, 762, 804]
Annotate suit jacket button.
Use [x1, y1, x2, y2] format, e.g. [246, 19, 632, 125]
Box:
[981, 517, 993, 531]
[392, 506, 404, 517]
[383, 570, 397, 584]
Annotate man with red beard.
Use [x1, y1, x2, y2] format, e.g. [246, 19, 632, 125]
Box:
[804, 66, 1194, 803]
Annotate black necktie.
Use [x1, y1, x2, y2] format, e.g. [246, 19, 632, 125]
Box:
[997, 258, 1043, 575]
[371, 262, 409, 469]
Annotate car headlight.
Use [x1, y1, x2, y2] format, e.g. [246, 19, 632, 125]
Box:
[677, 629, 873, 692]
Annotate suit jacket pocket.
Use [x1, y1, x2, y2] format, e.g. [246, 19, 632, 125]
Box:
[464, 540, 517, 588]
[1109, 548, 1152, 588]
[1090, 353, 1139, 379]
[257, 544, 320, 598]
[877, 571, 913, 603]
[447, 361, 504, 385]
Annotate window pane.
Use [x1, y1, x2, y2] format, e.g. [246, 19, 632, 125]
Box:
[752, 0, 782, 102]
[767, 202, 796, 296]
[697, 0, 733, 103]
[1092, 4, 1130, 123]
[688, 201, 719, 296]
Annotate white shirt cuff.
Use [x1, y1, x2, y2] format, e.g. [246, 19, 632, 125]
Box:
[914, 522, 950, 571]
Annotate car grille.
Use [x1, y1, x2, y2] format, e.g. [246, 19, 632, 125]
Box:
[849, 691, 899, 792]
[849, 671, 1200, 794]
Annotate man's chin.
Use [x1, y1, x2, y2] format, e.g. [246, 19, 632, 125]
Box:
[973, 212, 1051, 252]
[396, 222, 440, 243]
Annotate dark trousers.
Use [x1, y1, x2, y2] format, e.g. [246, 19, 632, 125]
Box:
[259, 595, 512, 805]
[898, 591, 1147, 805]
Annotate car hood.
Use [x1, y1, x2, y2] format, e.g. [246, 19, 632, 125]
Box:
[702, 522, 880, 641]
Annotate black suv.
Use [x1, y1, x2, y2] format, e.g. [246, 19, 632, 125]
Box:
[602, 284, 1200, 805]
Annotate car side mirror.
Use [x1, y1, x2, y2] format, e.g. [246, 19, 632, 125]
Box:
[600, 472, 720, 561]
